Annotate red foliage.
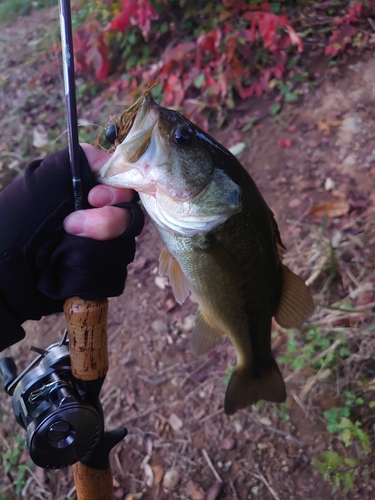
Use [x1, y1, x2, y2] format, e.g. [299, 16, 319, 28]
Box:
[74, 21, 110, 81]
[324, 1, 375, 57]
[106, 0, 158, 40]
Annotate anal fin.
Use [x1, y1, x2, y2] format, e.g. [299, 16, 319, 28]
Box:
[190, 313, 224, 356]
[158, 247, 190, 305]
[275, 264, 314, 328]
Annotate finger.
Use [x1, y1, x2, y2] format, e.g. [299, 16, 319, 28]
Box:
[80, 143, 111, 172]
[63, 206, 131, 240]
[88, 184, 135, 207]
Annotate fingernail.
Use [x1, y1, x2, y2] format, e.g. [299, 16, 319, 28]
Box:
[63, 213, 86, 236]
[90, 187, 115, 206]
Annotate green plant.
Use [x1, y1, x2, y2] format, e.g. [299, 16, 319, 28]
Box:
[314, 451, 359, 492]
[323, 406, 370, 452]
[0, 0, 55, 23]
[2, 436, 34, 496]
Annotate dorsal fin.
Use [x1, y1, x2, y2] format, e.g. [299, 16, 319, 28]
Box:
[158, 247, 190, 305]
[275, 264, 314, 328]
[190, 313, 224, 356]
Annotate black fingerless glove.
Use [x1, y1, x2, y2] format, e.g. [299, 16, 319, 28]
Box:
[0, 147, 144, 351]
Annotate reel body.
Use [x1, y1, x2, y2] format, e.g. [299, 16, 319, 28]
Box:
[1, 338, 102, 469]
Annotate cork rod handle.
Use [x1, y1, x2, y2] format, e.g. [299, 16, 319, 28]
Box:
[64, 297, 114, 500]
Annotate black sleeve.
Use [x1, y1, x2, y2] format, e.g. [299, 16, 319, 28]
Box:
[0, 147, 144, 351]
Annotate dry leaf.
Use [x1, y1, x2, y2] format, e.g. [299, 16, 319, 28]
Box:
[276, 139, 292, 147]
[163, 467, 180, 488]
[205, 482, 224, 500]
[169, 412, 183, 431]
[155, 276, 169, 289]
[142, 463, 154, 487]
[220, 438, 236, 450]
[309, 200, 349, 218]
[186, 480, 205, 500]
[32, 127, 49, 148]
[152, 465, 164, 484]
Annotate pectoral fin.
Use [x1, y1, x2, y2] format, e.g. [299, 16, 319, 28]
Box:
[190, 313, 224, 356]
[158, 247, 190, 305]
[198, 239, 241, 278]
[275, 264, 314, 328]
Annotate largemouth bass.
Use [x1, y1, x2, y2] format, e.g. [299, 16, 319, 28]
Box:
[98, 93, 314, 415]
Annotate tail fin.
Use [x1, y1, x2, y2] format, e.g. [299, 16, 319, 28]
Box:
[224, 360, 286, 415]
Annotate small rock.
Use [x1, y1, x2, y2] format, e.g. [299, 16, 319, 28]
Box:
[151, 320, 168, 333]
[259, 417, 272, 426]
[325, 177, 335, 191]
[233, 421, 243, 433]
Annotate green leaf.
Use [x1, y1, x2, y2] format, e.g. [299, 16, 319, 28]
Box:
[269, 102, 281, 116]
[284, 92, 299, 103]
[194, 74, 205, 89]
[242, 118, 257, 132]
[229, 142, 246, 157]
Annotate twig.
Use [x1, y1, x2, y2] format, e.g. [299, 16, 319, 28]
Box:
[250, 471, 281, 500]
[299, 346, 335, 400]
[123, 404, 158, 423]
[199, 408, 224, 423]
[202, 449, 222, 483]
[260, 423, 306, 448]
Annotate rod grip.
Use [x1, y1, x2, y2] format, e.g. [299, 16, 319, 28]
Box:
[71, 463, 114, 500]
[64, 297, 109, 381]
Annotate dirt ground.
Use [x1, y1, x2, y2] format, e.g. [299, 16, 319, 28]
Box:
[0, 7, 374, 500]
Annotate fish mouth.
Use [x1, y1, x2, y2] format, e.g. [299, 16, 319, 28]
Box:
[98, 94, 161, 191]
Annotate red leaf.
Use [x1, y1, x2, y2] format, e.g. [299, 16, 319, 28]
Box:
[324, 24, 356, 56]
[277, 139, 292, 147]
[106, 0, 138, 32]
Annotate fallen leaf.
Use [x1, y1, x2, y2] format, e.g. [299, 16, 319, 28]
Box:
[186, 480, 205, 500]
[205, 482, 224, 500]
[229, 142, 246, 157]
[163, 467, 180, 488]
[220, 437, 236, 450]
[32, 127, 49, 149]
[151, 465, 164, 484]
[309, 199, 350, 218]
[169, 412, 183, 431]
[155, 276, 169, 289]
[142, 463, 154, 487]
[193, 406, 206, 420]
[276, 139, 292, 147]
[288, 198, 301, 208]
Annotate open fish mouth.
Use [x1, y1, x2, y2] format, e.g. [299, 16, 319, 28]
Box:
[98, 92, 161, 190]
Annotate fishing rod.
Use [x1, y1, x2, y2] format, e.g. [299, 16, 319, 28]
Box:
[59, 0, 126, 497]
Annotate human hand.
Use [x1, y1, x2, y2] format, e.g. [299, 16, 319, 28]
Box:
[0, 146, 144, 351]
[63, 144, 134, 240]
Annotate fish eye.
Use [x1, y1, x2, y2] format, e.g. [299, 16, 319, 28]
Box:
[173, 126, 193, 147]
[105, 124, 120, 145]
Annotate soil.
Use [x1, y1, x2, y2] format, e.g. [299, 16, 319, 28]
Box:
[0, 7, 374, 500]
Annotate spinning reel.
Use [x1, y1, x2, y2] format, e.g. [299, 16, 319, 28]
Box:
[0, 333, 126, 470]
